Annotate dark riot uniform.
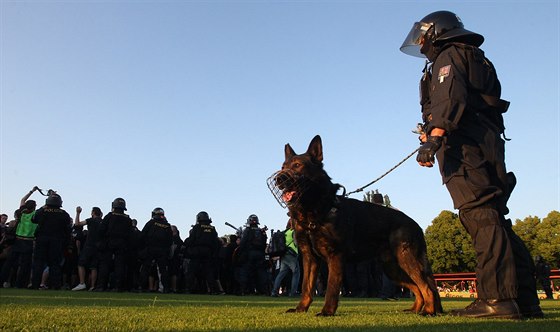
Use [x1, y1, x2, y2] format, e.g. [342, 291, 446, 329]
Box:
[237, 225, 269, 295]
[31, 206, 72, 289]
[139, 217, 173, 292]
[422, 43, 540, 311]
[184, 222, 221, 294]
[97, 211, 133, 291]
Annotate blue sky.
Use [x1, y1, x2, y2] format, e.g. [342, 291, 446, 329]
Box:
[1, 0, 558, 238]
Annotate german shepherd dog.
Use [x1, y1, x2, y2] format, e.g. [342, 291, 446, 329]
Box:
[267, 135, 442, 316]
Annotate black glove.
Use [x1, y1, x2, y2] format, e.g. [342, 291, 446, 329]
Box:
[417, 135, 443, 164]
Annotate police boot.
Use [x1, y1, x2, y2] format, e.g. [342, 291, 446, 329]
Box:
[449, 298, 521, 319]
[517, 304, 544, 319]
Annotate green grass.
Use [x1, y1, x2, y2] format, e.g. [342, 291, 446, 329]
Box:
[0, 289, 558, 331]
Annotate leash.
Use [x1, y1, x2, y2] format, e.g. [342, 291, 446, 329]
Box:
[36, 187, 56, 196]
[346, 147, 420, 197]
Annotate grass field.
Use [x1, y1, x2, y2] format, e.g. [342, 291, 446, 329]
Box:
[0, 289, 558, 331]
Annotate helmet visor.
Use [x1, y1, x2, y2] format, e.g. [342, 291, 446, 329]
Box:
[400, 22, 431, 58]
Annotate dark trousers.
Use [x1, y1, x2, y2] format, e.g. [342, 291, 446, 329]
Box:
[459, 208, 517, 300]
[32, 236, 64, 289]
[97, 241, 127, 290]
[237, 250, 269, 295]
[442, 126, 539, 308]
[0, 239, 33, 288]
[125, 255, 141, 291]
[185, 256, 220, 293]
[459, 208, 539, 307]
[503, 219, 540, 307]
[140, 247, 169, 291]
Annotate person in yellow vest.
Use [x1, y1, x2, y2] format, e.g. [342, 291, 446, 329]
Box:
[271, 219, 299, 297]
[1, 187, 40, 288]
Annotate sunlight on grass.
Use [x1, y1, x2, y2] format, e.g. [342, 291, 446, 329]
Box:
[0, 289, 558, 331]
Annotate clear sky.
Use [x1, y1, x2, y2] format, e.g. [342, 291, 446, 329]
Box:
[1, 0, 558, 238]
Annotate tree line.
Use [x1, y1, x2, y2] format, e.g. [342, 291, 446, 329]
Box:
[424, 210, 560, 273]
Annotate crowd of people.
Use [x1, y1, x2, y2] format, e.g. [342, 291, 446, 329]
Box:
[0, 187, 409, 298]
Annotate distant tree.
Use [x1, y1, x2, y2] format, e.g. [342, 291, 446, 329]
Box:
[424, 211, 476, 273]
[533, 211, 560, 268]
[512, 215, 540, 254]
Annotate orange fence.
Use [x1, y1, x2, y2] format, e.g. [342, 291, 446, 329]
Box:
[434, 269, 560, 282]
[433, 269, 560, 299]
[434, 272, 476, 282]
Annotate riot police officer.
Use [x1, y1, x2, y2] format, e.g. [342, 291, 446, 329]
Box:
[237, 214, 269, 295]
[535, 256, 553, 300]
[31, 193, 72, 289]
[184, 211, 222, 294]
[96, 197, 133, 291]
[139, 207, 173, 293]
[400, 10, 542, 319]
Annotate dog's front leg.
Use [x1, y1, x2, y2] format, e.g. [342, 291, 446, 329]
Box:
[319, 253, 343, 316]
[287, 241, 317, 313]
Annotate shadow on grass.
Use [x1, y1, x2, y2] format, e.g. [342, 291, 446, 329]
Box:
[0, 289, 298, 308]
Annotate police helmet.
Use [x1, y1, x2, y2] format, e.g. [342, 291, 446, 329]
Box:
[400, 10, 484, 58]
[112, 197, 127, 211]
[247, 214, 259, 226]
[196, 211, 211, 224]
[152, 207, 165, 219]
[46, 194, 63, 208]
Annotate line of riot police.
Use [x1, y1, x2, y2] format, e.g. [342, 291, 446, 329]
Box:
[0, 189, 275, 295]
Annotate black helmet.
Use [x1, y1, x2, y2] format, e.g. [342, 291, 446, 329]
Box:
[400, 10, 484, 58]
[152, 207, 165, 219]
[46, 194, 62, 208]
[247, 214, 259, 226]
[196, 211, 211, 224]
[112, 197, 127, 211]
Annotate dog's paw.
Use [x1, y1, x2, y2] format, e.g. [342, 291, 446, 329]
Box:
[316, 311, 335, 317]
[420, 310, 441, 317]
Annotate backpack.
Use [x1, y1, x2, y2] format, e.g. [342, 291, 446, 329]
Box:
[268, 230, 287, 258]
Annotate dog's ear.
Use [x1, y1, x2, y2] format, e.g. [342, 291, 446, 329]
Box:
[307, 135, 323, 162]
[284, 143, 296, 161]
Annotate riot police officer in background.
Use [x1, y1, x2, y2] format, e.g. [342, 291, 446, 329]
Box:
[400, 10, 541, 319]
[237, 214, 269, 295]
[31, 193, 72, 289]
[535, 256, 553, 300]
[139, 207, 173, 293]
[126, 219, 143, 292]
[184, 211, 222, 294]
[96, 197, 133, 292]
